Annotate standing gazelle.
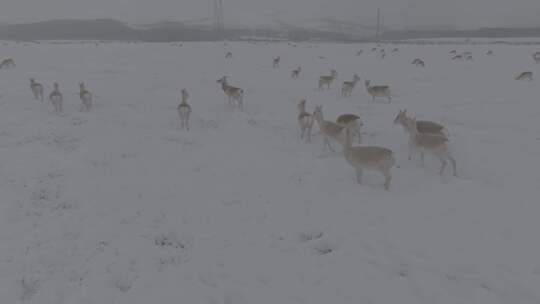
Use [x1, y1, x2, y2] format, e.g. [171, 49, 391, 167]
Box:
[217, 76, 244, 111]
[341, 74, 361, 97]
[177, 89, 192, 131]
[404, 118, 457, 177]
[394, 110, 445, 136]
[339, 126, 395, 190]
[336, 114, 363, 143]
[312, 106, 345, 152]
[0, 58, 15, 69]
[29, 78, 44, 102]
[318, 70, 338, 90]
[297, 99, 314, 142]
[49, 82, 63, 115]
[78, 82, 93, 112]
[273, 56, 280, 69]
[291, 66, 301, 79]
[365, 80, 391, 103]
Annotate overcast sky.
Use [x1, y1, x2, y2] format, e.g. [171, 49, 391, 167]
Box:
[1, 0, 540, 29]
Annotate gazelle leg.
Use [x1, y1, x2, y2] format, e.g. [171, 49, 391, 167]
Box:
[448, 156, 457, 177]
[382, 169, 392, 190]
[355, 168, 363, 184]
[438, 157, 447, 175]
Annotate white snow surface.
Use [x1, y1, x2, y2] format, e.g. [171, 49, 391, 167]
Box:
[1, 41, 540, 304]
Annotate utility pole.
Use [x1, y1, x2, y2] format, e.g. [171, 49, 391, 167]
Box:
[376, 8, 381, 41]
[212, 0, 224, 40]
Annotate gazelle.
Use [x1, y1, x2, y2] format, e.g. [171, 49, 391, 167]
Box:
[177, 89, 192, 131]
[29, 78, 44, 102]
[217, 76, 244, 111]
[515, 71, 533, 81]
[392, 48, 399, 53]
[451, 54, 463, 61]
[365, 80, 391, 103]
[449, 50, 457, 55]
[356, 50, 363, 55]
[318, 70, 338, 90]
[465, 55, 474, 62]
[273, 56, 280, 69]
[339, 126, 395, 190]
[341, 74, 361, 97]
[394, 110, 445, 136]
[486, 50, 493, 56]
[78, 82, 93, 112]
[412, 58, 425, 67]
[297, 99, 314, 142]
[336, 114, 363, 144]
[404, 118, 457, 177]
[291, 66, 301, 79]
[533, 52, 540, 63]
[0, 58, 15, 69]
[49, 82, 63, 115]
[312, 106, 345, 152]
[225, 52, 233, 59]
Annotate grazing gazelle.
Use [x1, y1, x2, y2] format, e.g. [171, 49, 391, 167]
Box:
[297, 99, 314, 142]
[533, 52, 540, 63]
[339, 126, 395, 190]
[451, 54, 463, 61]
[78, 82, 93, 112]
[29, 78, 44, 102]
[449, 50, 457, 55]
[49, 82, 63, 115]
[394, 110, 445, 136]
[515, 71, 533, 81]
[412, 58, 425, 67]
[318, 70, 338, 90]
[486, 50, 494, 55]
[0, 58, 15, 69]
[217, 76, 244, 111]
[404, 118, 457, 177]
[177, 89, 192, 131]
[225, 52, 233, 59]
[336, 114, 363, 144]
[312, 106, 345, 152]
[341, 74, 361, 97]
[291, 66, 301, 79]
[273, 56, 280, 69]
[356, 50, 363, 55]
[365, 80, 391, 103]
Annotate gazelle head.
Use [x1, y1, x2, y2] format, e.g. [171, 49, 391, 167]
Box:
[393, 109, 408, 125]
[364, 80, 371, 88]
[30, 78, 35, 84]
[181, 88, 189, 101]
[53, 82, 59, 90]
[217, 76, 227, 85]
[79, 82, 85, 90]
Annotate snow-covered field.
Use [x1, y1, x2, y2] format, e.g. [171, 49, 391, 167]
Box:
[1, 41, 540, 304]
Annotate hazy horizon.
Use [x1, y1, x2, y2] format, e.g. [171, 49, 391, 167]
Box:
[1, 0, 540, 30]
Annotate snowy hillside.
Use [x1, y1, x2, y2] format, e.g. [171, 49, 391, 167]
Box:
[1, 41, 540, 304]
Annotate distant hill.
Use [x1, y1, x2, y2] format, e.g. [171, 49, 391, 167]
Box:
[2, 19, 540, 42]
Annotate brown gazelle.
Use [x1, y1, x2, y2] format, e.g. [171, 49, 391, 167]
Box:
[0, 58, 15, 69]
[341, 74, 361, 97]
[404, 118, 457, 177]
[217, 76, 244, 111]
[336, 114, 363, 144]
[273, 56, 280, 69]
[29, 78, 44, 102]
[177, 89, 192, 131]
[291, 66, 301, 79]
[339, 127, 395, 190]
[78, 82, 93, 112]
[318, 70, 338, 90]
[394, 110, 445, 135]
[533, 52, 540, 63]
[312, 106, 345, 152]
[365, 80, 391, 103]
[515, 71, 533, 81]
[297, 99, 314, 143]
[49, 82, 63, 115]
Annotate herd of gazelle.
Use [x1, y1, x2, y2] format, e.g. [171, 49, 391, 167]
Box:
[28, 78, 93, 114]
[13, 45, 540, 189]
[299, 99, 457, 190]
